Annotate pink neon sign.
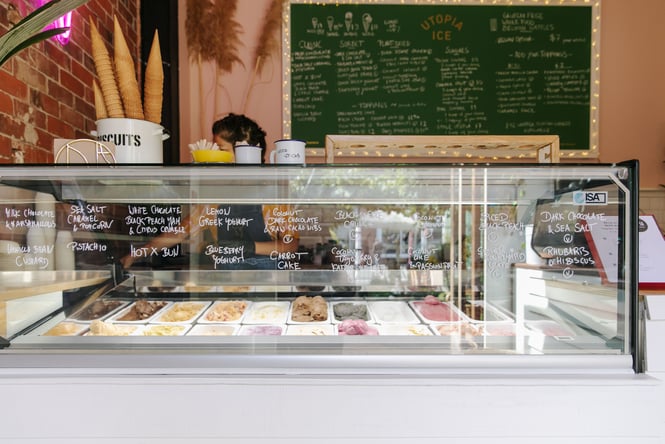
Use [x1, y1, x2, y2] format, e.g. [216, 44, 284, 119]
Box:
[36, 0, 73, 45]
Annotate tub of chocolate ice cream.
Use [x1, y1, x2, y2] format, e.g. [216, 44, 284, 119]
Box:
[108, 300, 171, 323]
[68, 299, 127, 322]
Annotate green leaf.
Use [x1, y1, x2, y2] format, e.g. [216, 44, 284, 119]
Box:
[0, 28, 70, 67]
[0, 0, 90, 67]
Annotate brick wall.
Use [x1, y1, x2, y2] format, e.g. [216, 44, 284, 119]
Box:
[0, 0, 140, 163]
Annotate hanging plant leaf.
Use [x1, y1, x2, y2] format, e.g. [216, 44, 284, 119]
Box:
[0, 28, 69, 66]
[0, 0, 90, 67]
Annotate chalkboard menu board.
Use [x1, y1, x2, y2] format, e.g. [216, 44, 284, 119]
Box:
[285, 0, 598, 156]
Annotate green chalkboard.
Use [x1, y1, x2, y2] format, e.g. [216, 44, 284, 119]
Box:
[285, 0, 598, 155]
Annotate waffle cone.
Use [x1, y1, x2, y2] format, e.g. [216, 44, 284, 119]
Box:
[93, 80, 108, 120]
[144, 30, 164, 124]
[113, 16, 144, 120]
[90, 19, 124, 118]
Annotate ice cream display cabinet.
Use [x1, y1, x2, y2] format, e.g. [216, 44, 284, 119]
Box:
[0, 162, 640, 373]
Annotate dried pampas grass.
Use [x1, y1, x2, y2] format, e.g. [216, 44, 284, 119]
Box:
[186, 0, 243, 72]
[185, 0, 244, 133]
[185, 0, 206, 61]
[207, 0, 244, 73]
[252, 0, 283, 76]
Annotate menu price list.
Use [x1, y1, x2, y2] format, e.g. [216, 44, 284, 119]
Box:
[289, 4, 593, 150]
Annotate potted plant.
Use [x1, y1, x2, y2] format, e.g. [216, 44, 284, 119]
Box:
[0, 0, 90, 67]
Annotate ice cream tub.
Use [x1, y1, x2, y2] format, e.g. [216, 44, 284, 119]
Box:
[85, 320, 141, 336]
[288, 296, 330, 324]
[42, 321, 88, 336]
[68, 299, 128, 322]
[377, 324, 433, 336]
[368, 300, 419, 324]
[432, 322, 480, 337]
[151, 301, 211, 324]
[187, 324, 239, 336]
[409, 297, 468, 324]
[93, 118, 168, 164]
[330, 301, 373, 324]
[286, 324, 335, 336]
[108, 300, 171, 323]
[141, 324, 190, 336]
[335, 320, 379, 336]
[476, 322, 518, 337]
[461, 300, 513, 323]
[238, 324, 285, 336]
[243, 301, 290, 324]
[199, 300, 251, 324]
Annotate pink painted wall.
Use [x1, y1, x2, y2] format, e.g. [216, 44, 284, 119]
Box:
[178, 0, 665, 188]
[177, 0, 282, 163]
[599, 0, 665, 189]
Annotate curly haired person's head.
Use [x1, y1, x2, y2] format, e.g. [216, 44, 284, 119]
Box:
[212, 114, 267, 163]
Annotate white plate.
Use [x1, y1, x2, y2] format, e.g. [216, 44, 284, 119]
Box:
[199, 300, 251, 324]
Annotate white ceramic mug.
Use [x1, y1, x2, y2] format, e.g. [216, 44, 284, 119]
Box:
[234, 145, 263, 164]
[270, 139, 306, 164]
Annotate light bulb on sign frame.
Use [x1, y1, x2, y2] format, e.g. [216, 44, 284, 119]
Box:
[35, 0, 73, 45]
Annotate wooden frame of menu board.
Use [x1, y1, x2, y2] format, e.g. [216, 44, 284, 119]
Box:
[325, 134, 560, 164]
[283, 0, 600, 161]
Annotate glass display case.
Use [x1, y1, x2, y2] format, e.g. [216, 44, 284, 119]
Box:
[0, 162, 640, 373]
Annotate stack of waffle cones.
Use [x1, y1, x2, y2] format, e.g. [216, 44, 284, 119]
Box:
[90, 16, 163, 125]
